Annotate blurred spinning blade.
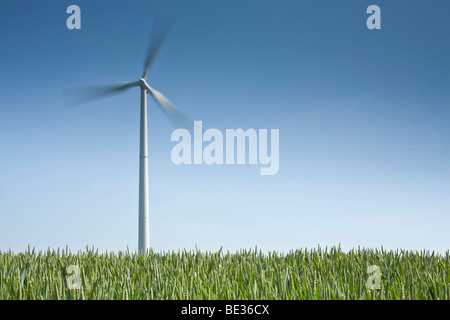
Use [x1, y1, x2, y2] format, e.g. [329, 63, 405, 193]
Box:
[146, 85, 191, 129]
[62, 82, 139, 108]
[142, 14, 176, 79]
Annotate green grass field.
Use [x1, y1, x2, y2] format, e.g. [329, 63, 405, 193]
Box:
[0, 246, 448, 300]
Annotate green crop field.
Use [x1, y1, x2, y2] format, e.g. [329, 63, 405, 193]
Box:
[0, 246, 448, 300]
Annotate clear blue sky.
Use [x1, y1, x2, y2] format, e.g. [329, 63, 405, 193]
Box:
[0, 0, 449, 254]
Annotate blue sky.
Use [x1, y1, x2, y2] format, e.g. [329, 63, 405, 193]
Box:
[0, 0, 449, 254]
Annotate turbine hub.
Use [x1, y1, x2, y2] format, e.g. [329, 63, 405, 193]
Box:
[139, 78, 152, 93]
[139, 78, 147, 88]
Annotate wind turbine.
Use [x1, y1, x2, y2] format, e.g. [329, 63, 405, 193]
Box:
[63, 15, 189, 254]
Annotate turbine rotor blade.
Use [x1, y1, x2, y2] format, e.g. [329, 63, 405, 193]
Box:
[145, 84, 191, 129]
[142, 14, 176, 79]
[63, 81, 139, 108]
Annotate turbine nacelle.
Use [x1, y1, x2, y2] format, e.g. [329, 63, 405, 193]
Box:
[139, 78, 153, 94]
[139, 78, 148, 90]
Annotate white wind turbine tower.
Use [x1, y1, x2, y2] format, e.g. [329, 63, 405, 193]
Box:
[63, 16, 189, 254]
